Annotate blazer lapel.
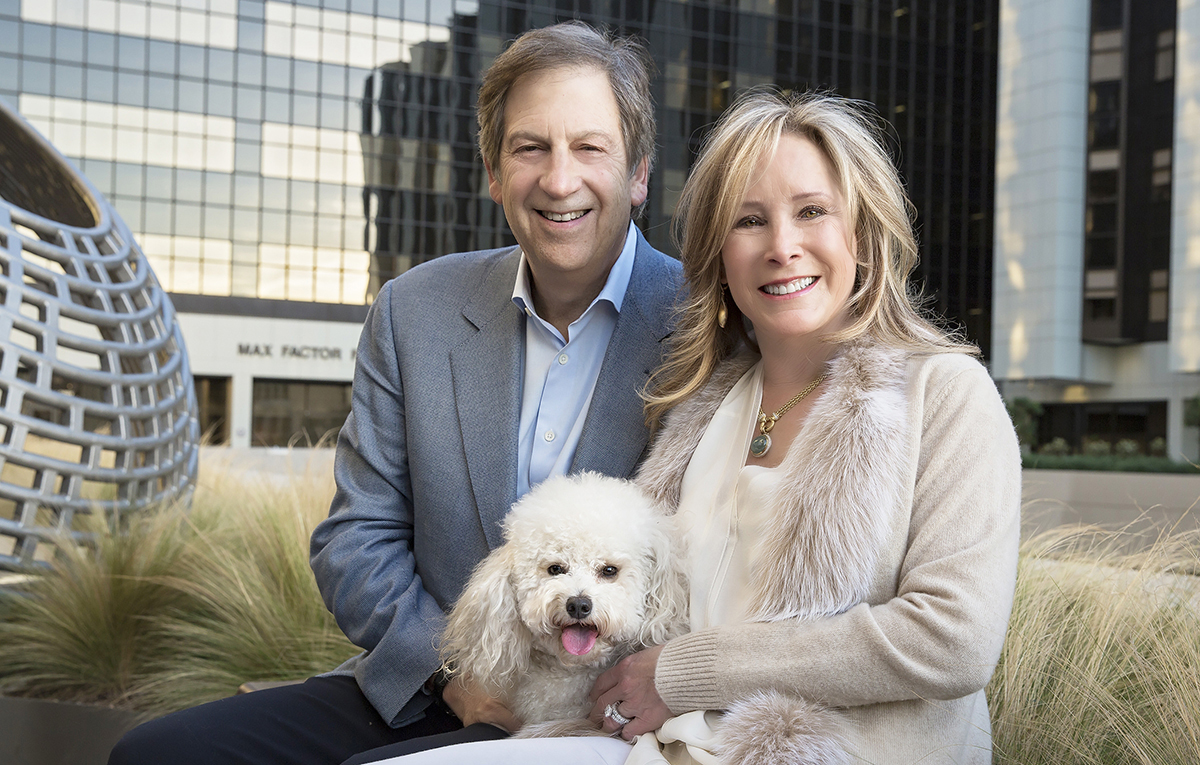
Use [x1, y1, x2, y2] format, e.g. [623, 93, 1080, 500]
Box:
[450, 248, 523, 550]
[573, 232, 680, 478]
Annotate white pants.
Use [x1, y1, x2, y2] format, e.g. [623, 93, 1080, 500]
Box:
[372, 736, 633, 765]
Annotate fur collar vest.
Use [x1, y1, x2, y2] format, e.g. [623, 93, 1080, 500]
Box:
[636, 337, 912, 623]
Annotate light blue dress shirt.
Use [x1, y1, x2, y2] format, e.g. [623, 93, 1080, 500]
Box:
[512, 222, 638, 497]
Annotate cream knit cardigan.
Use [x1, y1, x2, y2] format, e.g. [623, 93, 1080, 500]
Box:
[634, 339, 1022, 764]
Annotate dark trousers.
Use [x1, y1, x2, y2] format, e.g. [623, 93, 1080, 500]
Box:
[107, 676, 508, 765]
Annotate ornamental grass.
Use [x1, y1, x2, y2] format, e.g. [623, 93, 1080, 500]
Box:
[0, 451, 357, 715]
[1, 461, 1199, 765]
[990, 524, 1200, 763]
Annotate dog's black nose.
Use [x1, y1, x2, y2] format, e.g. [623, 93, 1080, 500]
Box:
[566, 596, 592, 620]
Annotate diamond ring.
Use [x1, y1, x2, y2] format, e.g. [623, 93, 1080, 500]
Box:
[604, 702, 632, 726]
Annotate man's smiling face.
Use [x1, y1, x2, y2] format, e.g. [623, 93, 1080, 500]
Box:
[487, 66, 648, 296]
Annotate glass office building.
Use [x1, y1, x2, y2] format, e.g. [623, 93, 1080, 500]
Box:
[992, 0, 1199, 462]
[0, 0, 998, 446]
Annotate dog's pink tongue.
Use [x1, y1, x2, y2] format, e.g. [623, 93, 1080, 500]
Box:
[562, 625, 598, 656]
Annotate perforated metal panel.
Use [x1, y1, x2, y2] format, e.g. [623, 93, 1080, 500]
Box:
[0, 99, 199, 571]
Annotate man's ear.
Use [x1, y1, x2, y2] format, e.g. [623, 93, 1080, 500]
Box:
[628, 156, 649, 208]
[486, 161, 503, 204]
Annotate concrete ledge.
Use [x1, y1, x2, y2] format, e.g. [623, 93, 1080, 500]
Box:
[193, 454, 1200, 540]
[1023, 469, 1200, 535]
[198, 446, 336, 481]
[0, 696, 144, 765]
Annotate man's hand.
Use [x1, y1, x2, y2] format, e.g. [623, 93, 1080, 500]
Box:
[443, 674, 522, 733]
[589, 644, 671, 740]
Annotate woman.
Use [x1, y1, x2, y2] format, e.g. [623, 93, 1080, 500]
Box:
[588, 90, 1021, 764]
[378, 90, 1019, 764]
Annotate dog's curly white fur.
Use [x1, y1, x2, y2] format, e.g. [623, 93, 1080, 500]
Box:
[440, 472, 689, 734]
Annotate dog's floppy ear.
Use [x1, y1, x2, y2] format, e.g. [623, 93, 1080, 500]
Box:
[636, 511, 690, 647]
[440, 541, 531, 694]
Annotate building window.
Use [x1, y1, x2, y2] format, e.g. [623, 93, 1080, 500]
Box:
[1037, 401, 1167, 455]
[1086, 203, 1117, 236]
[251, 379, 351, 447]
[1088, 81, 1122, 149]
[1148, 269, 1169, 323]
[1090, 30, 1123, 82]
[1088, 168, 1118, 197]
[194, 375, 231, 445]
[1156, 29, 1175, 81]
[1085, 297, 1117, 321]
[1085, 269, 1117, 295]
[1152, 148, 1172, 201]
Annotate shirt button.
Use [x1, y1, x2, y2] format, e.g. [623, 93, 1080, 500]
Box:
[558, 354, 569, 365]
[544, 431, 555, 442]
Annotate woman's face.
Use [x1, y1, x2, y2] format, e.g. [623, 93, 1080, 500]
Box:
[720, 133, 857, 351]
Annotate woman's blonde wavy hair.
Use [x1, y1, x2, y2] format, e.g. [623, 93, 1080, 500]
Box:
[644, 90, 976, 428]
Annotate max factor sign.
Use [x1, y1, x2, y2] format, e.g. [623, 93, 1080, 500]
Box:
[237, 343, 356, 361]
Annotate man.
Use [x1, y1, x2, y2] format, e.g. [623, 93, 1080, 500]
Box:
[109, 21, 681, 765]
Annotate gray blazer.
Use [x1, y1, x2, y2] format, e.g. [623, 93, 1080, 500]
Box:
[310, 230, 683, 726]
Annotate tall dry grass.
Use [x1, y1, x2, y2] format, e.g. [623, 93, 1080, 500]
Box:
[0, 452, 358, 715]
[990, 524, 1200, 763]
[3, 458, 1200, 765]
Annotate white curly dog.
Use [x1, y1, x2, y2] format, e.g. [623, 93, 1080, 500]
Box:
[440, 471, 849, 763]
[439, 471, 689, 736]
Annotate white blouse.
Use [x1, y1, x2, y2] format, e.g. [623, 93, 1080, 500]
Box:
[674, 361, 783, 629]
[628, 362, 776, 765]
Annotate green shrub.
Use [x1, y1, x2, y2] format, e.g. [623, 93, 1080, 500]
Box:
[1113, 439, 1141, 458]
[1005, 397, 1043, 452]
[1038, 436, 1072, 457]
[1022, 453, 1200, 473]
[1083, 438, 1113, 457]
[1184, 397, 1200, 429]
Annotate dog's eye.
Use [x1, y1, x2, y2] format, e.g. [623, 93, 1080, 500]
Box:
[547, 564, 566, 576]
[599, 565, 619, 579]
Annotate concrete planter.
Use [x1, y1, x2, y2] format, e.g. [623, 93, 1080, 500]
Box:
[1022, 468, 1200, 536]
[0, 695, 143, 765]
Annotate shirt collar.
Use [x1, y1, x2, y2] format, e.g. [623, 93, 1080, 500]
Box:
[511, 221, 638, 318]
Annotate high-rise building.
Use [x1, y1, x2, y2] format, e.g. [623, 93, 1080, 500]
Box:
[992, 0, 1195, 461]
[1, 0, 998, 447]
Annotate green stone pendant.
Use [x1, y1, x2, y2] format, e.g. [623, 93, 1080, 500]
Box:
[749, 433, 771, 458]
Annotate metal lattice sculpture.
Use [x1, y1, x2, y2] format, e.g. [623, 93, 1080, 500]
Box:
[0, 98, 199, 571]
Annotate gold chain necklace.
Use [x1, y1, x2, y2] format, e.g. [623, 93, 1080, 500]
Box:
[749, 372, 829, 458]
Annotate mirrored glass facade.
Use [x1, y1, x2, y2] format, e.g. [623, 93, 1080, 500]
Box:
[1082, 0, 1175, 344]
[0, 0, 998, 354]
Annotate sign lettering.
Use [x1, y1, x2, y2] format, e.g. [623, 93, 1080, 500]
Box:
[236, 342, 354, 362]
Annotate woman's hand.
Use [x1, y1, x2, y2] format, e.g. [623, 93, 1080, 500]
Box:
[442, 674, 522, 733]
[589, 644, 671, 740]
